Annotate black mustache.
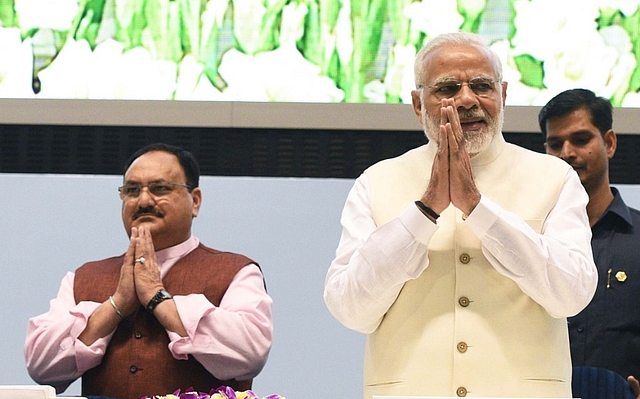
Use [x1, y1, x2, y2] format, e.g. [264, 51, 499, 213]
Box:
[133, 208, 164, 220]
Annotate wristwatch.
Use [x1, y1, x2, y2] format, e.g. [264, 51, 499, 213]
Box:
[146, 289, 173, 313]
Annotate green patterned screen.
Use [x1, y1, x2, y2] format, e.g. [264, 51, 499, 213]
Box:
[0, 0, 639, 107]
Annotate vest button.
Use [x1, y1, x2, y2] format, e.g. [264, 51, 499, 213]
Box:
[457, 387, 467, 397]
[457, 342, 468, 353]
[458, 297, 470, 307]
[459, 253, 471, 264]
[134, 331, 143, 339]
[129, 365, 138, 373]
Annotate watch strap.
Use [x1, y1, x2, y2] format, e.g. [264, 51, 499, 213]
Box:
[146, 289, 173, 313]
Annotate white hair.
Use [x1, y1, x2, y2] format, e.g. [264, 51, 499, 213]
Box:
[414, 32, 503, 87]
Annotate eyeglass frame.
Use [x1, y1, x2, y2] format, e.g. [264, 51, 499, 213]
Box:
[417, 77, 501, 99]
[118, 181, 193, 199]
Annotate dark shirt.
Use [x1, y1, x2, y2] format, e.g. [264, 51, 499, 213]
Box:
[569, 187, 640, 379]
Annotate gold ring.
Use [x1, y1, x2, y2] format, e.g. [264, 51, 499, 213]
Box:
[135, 256, 146, 264]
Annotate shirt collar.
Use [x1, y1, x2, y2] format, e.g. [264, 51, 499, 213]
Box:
[597, 187, 635, 228]
[155, 235, 200, 278]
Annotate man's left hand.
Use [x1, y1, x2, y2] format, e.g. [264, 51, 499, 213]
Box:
[441, 98, 481, 215]
[132, 226, 164, 306]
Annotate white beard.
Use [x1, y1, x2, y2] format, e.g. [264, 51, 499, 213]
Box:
[422, 105, 504, 156]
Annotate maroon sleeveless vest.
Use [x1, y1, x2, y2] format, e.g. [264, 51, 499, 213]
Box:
[74, 243, 257, 399]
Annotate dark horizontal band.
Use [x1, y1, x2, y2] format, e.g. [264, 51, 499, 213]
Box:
[414, 201, 440, 220]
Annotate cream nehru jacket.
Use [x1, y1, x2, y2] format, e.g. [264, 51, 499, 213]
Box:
[363, 134, 573, 399]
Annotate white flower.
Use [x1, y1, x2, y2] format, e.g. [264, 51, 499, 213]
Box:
[38, 39, 179, 99]
[382, 44, 417, 103]
[201, 0, 230, 54]
[404, 0, 464, 38]
[279, 2, 308, 47]
[509, 0, 637, 105]
[204, 0, 230, 28]
[218, 46, 344, 102]
[362, 80, 386, 103]
[87, 41, 177, 99]
[174, 54, 224, 100]
[232, 0, 271, 55]
[36, 38, 92, 98]
[14, 0, 79, 32]
[334, 0, 353, 66]
[542, 26, 635, 101]
[458, 0, 487, 19]
[597, 25, 637, 100]
[490, 39, 544, 106]
[511, 0, 600, 63]
[0, 28, 35, 98]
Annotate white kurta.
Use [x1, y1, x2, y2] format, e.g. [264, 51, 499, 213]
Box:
[324, 134, 597, 398]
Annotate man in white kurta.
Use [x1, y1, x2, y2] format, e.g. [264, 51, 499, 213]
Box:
[324, 32, 597, 399]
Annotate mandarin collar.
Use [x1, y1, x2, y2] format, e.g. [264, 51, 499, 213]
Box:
[155, 235, 199, 264]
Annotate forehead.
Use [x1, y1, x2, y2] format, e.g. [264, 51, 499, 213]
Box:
[124, 151, 185, 182]
[422, 44, 496, 82]
[546, 108, 598, 138]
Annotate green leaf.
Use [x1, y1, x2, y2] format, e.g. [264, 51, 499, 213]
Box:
[513, 53, 544, 88]
[387, 0, 412, 44]
[0, 0, 16, 27]
[74, 0, 107, 48]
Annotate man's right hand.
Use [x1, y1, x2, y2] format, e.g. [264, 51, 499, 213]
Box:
[112, 227, 143, 318]
[420, 99, 481, 217]
[78, 231, 141, 345]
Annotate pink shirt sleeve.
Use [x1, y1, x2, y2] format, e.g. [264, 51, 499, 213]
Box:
[25, 264, 273, 393]
[24, 272, 113, 393]
[168, 265, 273, 380]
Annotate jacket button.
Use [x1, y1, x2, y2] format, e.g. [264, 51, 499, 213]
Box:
[458, 297, 470, 307]
[129, 365, 138, 373]
[457, 342, 468, 353]
[459, 253, 470, 264]
[457, 387, 467, 397]
[134, 331, 143, 339]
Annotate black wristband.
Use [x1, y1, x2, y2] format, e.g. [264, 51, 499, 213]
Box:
[415, 201, 440, 220]
[146, 289, 173, 313]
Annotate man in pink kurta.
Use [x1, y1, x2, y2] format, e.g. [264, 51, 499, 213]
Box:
[25, 143, 273, 399]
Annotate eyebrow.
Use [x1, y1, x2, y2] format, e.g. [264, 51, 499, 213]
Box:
[546, 130, 595, 143]
[430, 74, 494, 86]
[123, 179, 167, 184]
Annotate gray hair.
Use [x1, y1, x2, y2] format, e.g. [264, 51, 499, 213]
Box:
[414, 32, 503, 87]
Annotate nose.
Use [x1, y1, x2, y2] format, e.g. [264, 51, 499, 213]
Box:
[454, 83, 480, 109]
[559, 141, 576, 161]
[136, 186, 157, 206]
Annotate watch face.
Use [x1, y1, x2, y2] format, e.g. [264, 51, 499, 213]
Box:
[158, 290, 172, 300]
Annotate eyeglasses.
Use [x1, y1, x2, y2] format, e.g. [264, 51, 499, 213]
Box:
[419, 78, 498, 99]
[118, 181, 192, 199]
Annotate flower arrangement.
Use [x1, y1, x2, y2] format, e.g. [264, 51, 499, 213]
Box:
[143, 386, 285, 399]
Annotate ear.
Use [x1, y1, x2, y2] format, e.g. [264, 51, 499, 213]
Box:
[500, 81, 508, 106]
[604, 129, 617, 160]
[411, 90, 424, 125]
[191, 187, 202, 218]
